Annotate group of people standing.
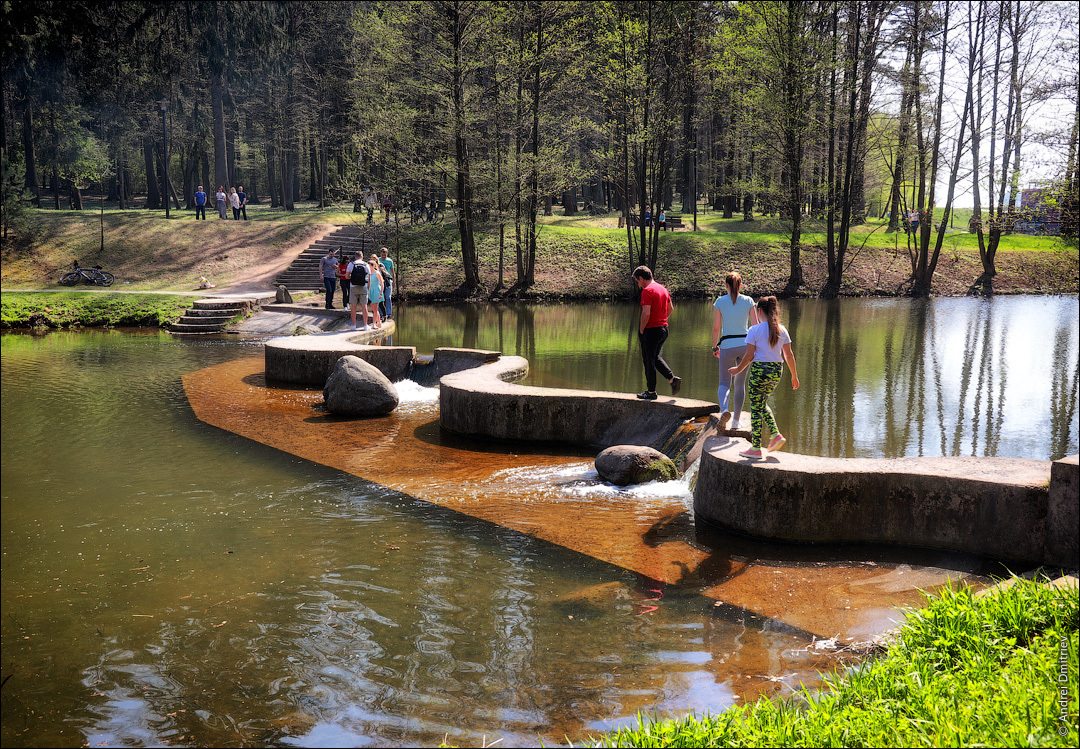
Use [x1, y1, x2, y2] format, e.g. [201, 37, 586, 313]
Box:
[193, 185, 248, 220]
[633, 266, 800, 460]
[320, 246, 396, 330]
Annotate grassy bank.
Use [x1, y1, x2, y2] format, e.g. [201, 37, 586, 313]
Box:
[586, 577, 1078, 748]
[2, 202, 1076, 299]
[0, 292, 193, 329]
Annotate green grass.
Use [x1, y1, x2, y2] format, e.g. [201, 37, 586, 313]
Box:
[584, 577, 1079, 748]
[5, 200, 1076, 298]
[0, 291, 193, 328]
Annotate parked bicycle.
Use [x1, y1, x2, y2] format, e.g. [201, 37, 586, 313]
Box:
[59, 260, 115, 287]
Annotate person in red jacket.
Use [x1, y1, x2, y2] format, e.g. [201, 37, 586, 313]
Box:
[633, 266, 681, 400]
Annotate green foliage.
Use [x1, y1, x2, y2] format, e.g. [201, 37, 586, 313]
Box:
[584, 577, 1079, 748]
[0, 292, 193, 329]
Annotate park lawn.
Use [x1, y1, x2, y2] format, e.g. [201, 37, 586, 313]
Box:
[585, 577, 1079, 749]
[0, 291, 193, 328]
[3, 202, 1076, 298]
[0, 202, 352, 291]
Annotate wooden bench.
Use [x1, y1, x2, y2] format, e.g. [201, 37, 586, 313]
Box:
[665, 214, 684, 230]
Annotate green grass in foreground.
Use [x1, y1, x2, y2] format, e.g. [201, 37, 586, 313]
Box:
[586, 577, 1078, 748]
[0, 292, 193, 329]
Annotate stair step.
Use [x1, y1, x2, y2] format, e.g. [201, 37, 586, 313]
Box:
[170, 322, 229, 332]
[191, 300, 250, 311]
[185, 308, 243, 318]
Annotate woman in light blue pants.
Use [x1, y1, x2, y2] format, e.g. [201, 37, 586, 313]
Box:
[711, 271, 759, 430]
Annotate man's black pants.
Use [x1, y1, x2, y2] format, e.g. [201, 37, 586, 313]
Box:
[639, 325, 673, 392]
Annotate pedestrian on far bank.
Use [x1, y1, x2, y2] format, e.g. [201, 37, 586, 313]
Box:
[378, 247, 395, 319]
[347, 252, 370, 330]
[194, 185, 207, 220]
[633, 266, 681, 400]
[726, 296, 800, 460]
[215, 186, 228, 219]
[909, 209, 919, 237]
[711, 271, 760, 430]
[364, 189, 377, 225]
[320, 247, 339, 310]
[237, 186, 248, 220]
[383, 192, 393, 222]
[229, 187, 241, 220]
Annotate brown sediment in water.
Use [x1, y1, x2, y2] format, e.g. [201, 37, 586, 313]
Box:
[183, 356, 1002, 643]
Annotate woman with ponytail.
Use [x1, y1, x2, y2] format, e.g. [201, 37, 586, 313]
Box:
[726, 296, 800, 459]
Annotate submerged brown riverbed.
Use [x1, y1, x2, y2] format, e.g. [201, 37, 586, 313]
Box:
[185, 355, 1001, 643]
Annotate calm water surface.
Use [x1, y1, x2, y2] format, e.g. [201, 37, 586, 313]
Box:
[2, 297, 1076, 748]
[396, 296, 1079, 461]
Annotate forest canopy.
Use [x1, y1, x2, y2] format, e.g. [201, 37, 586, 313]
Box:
[2, 0, 1077, 296]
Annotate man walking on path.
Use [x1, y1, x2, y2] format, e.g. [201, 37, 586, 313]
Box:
[194, 186, 207, 220]
[320, 248, 339, 309]
[633, 266, 681, 400]
[378, 247, 395, 319]
[237, 186, 248, 220]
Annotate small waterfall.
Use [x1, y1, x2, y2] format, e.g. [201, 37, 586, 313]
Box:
[653, 415, 713, 475]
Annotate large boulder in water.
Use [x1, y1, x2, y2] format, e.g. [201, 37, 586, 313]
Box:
[595, 445, 677, 486]
[323, 355, 399, 416]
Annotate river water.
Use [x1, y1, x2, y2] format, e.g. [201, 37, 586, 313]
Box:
[2, 297, 1076, 747]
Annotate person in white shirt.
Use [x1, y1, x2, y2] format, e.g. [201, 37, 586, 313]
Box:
[727, 296, 800, 459]
[711, 271, 760, 430]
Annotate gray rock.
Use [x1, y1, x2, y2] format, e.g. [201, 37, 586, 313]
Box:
[323, 355, 399, 416]
[276, 285, 293, 304]
[595, 445, 678, 486]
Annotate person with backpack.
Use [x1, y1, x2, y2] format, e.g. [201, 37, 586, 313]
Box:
[346, 252, 371, 330]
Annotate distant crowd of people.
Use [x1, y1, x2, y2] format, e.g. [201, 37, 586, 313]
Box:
[193, 185, 248, 221]
[633, 265, 800, 460]
[320, 245, 396, 331]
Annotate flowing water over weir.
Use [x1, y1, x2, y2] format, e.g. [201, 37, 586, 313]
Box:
[6, 294, 1074, 748]
[183, 355, 1015, 660]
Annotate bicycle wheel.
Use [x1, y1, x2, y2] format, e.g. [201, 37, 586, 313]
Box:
[91, 271, 115, 287]
[59, 271, 81, 286]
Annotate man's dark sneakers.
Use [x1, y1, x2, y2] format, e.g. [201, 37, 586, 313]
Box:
[670, 376, 682, 396]
[637, 391, 658, 400]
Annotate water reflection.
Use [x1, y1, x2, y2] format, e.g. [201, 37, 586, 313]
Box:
[396, 296, 1079, 460]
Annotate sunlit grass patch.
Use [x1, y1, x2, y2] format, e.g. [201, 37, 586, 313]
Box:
[584, 576, 1079, 748]
[0, 291, 193, 329]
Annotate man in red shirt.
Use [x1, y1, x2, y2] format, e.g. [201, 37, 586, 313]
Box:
[633, 265, 682, 400]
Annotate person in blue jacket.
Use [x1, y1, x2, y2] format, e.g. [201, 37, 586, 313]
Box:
[194, 186, 207, 220]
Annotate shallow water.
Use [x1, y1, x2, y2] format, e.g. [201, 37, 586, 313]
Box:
[2, 296, 1075, 747]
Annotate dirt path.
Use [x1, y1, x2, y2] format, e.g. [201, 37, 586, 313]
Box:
[211, 223, 340, 294]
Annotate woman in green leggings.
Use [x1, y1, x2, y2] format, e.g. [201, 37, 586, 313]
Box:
[727, 296, 800, 459]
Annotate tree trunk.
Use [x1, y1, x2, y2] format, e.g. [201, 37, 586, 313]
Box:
[143, 134, 161, 209]
[267, 142, 278, 207]
[22, 103, 40, 205]
[211, 72, 228, 190]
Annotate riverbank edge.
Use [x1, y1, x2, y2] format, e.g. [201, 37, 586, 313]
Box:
[0, 291, 196, 329]
[584, 575, 1079, 748]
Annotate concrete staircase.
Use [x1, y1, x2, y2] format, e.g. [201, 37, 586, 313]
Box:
[274, 224, 391, 292]
[170, 298, 253, 335]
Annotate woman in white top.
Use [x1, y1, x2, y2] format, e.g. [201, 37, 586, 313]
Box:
[229, 187, 241, 220]
[711, 271, 759, 430]
[727, 296, 800, 459]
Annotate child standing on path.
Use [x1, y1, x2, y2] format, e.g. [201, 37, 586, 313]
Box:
[726, 296, 799, 459]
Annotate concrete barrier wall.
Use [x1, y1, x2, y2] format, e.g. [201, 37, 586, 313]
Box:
[440, 356, 719, 449]
[693, 435, 1079, 568]
[264, 325, 414, 385]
